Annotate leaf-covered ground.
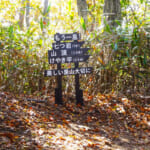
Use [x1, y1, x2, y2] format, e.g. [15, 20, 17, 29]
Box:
[0, 92, 150, 150]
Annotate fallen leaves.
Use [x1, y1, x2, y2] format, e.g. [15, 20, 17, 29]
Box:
[86, 116, 92, 123]
[62, 119, 70, 124]
[49, 116, 54, 121]
[0, 132, 15, 143]
[59, 136, 66, 141]
[0, 92, 150, 149]
[87, 143, 99, 148]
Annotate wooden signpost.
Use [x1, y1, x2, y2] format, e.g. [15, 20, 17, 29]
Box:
[45, 32, 92, 105]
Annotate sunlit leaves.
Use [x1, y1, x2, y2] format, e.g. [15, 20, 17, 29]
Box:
[68, 0, 72, 12]
[140, 0, 144, 4]
[8, 26, 14, 38]
[120, 0, 130, 7]
[97, 57, 105, 65]
[40, 18, 44, 30]
[46, 4, 51, 14]
[103, 19, 112, 33]
[80, 17, 86, 31]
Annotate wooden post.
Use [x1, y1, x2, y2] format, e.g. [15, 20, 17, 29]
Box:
[55, 63, 63, 105]
[75, 62, 83, 106]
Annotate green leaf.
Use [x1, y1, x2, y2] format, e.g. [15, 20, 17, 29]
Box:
[37, 6, 43, 15]
[68, 0, 71, 12]
[40, 18, 43, 30]
[126, 50, 130, 58]
[80, 17, 86, 31]
[104, 19, 111, 33]
[8, 26, 14, 38]
[114, 43, 118, 51]
[115, 20, 121, 26]
[140, 0, 144, 4]
[0, 63, 6, 70]
[47, 4, 51, 13]
[143, 52, 147, 65]
[28, 27, 37, 36]
[70, 12, 74, 20]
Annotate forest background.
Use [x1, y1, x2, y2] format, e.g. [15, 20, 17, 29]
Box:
[0, 0, 150, 98]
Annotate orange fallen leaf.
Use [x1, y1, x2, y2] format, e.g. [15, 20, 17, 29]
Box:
[80, 128, 86, 132]
[88, 143, 96, 148]
[89, 77, 93, 82]
[49, 116, 54, 121]
[59, 137, 65, 140]
[0, 132, 15, 143]
[98, 57, 105, 65]
[86, 31, 89, 35]
[25, 119, 29, 123]
[63, 119, 69, 124]
[94, 128, 100, 132]
[86, 116, 92, 122]
[88, 96, 93, 100]
[43, 21, 47, 25]
[49, 132, 55, 135]
[43, 117, 48, 122]
[128, 127, 134, 132]
[54, 104, 58, 107]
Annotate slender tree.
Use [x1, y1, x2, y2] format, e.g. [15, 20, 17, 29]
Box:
[77, 0, 88, 33]
[43, 0, 49, 24]
[42, 0, 49, 34]
[26, 0, 30, 28]
[19, 0, 25, 30]
[77, 0, 88, 23]
[103, 0, 121, 28]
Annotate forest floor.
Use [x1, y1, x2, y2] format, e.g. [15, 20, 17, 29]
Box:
[0, 91, 150, 150]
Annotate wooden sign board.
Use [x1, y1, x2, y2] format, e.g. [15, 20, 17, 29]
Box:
[45, 67, 92, 76]
[52, 41, 84, 50]
[48, 48, 90, 57]
[54, 32, 80, 42]
[48, 55, 90, 64]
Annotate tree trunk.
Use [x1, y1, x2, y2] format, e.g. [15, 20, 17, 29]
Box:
[103, 0, 121, 28]
[43, 0, 49, 24]
[43, 0, 49, 34]
[19, 0, 25, 30]
[26, 0, 30, 28]
[77, 0, 88, 23]
[77, 0, 88, 33]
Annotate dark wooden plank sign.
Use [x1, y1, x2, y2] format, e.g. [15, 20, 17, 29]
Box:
[48, 55, 90, 64]
[52, 41, 84, 50]
[45, 67, 92, 76]
[54, 32, 80, 42]
[48, 48, 90, 57]
[44, 32, 93, 105]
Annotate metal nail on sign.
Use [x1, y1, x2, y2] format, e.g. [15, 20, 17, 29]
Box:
[44, 32, 93, 105]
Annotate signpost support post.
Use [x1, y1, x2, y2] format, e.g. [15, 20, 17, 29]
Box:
[55, 63, 63, 105]
[75, 62, 83, 106]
